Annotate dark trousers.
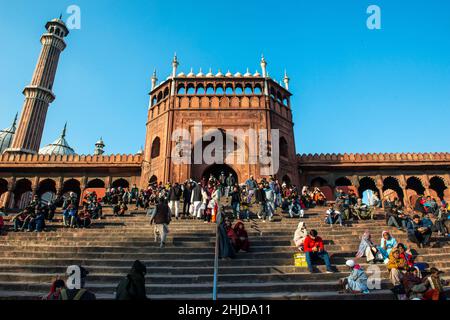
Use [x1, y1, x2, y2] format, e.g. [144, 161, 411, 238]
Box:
[305, 251, 333, 272]
[183, 201, 191, 216]
[408, 230, 432, 245]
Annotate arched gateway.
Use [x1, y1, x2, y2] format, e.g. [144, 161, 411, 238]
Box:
[200, 164, 238, 183]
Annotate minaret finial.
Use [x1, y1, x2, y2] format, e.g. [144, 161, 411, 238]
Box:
[61, 122, 67, 138]
[260, 54, 268, 77]
[12, 112, 18, 127]
[283, 69, 290, 90]
[172, 53, 179, 77]
[151, 69, 158, 90]
[59, 13, 63, 20]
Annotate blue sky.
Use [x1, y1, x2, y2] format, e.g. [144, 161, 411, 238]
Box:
[0, 0, 449, 155]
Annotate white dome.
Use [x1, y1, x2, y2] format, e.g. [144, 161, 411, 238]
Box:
[39, 124, 76, 156]
[177, 72, 186, 77]
[216, 70, 224, 77]
[234, 72, 242, 77]
[254, 70, 261, 77]
[206, 68, 214, 77]
[0, 114, 17, 154]
[225, 70, 233, 77]
[244, 68, 252, 77]
[187, 68, 195, 77]
[196, 68, 204, 77]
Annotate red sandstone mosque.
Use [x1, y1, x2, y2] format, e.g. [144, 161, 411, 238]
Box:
[0, 17, 449, 210]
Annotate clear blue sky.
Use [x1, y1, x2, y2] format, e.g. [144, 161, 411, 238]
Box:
[0, 0, 449, 155]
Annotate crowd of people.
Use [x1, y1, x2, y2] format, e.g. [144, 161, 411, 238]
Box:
[1, 173, 449, 300]
[43, 262, 148, 300]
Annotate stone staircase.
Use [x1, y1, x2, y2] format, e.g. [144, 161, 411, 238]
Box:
[0, 202, 449, 300]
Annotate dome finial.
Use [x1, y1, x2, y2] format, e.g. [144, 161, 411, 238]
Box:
[171, 53, 179, 77]
[260, 54, 268, 77]
[12, 112, 18, 127]
[61, 122, 67, 138]
[151, 69, 158, 90]
[283, 69, 290, 90]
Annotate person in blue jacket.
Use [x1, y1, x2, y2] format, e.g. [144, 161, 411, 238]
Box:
[406, 214, 433, 248]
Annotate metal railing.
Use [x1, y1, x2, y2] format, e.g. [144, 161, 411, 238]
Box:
[212, 205, 222, 300]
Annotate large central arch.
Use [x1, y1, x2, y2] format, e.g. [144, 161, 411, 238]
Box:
[201, 164, 238, 184]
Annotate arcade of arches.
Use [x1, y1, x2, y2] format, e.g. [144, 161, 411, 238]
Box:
[304, 174, 450, 207]
[0, 176, 139, 209]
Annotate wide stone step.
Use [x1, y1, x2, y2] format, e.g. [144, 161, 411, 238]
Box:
[0, 289, 397, 300]
[0, 280, 396, 295]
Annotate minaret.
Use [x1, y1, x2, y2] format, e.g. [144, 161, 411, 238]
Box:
[260, 54, 268, 78]
[171, 53, 179, 78]
[94, 137, 105, 155]
[5, 17, 69, 155]
[170, 53, 179, 95]
[283, 70, 290, 90]
[151, 69, 158, 90]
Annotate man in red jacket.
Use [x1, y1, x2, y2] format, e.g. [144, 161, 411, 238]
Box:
[303, 229, 334, 273]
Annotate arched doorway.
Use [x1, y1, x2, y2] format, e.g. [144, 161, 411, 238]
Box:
[112, 178, 129, 189]
[358, 177, 379, 205]
[0, 179, 8, 207]
[310, 177, 333, 201]
[149, 175, 158, 185]
[335, 177, 352, 187]
[62, 179, 81, 204]
[37, 179, 57, 197]
[13, 179, 32, 209]
[87, 179, 105, 189]
[282, 175, 291, 186]
[429, 176, 447, 201]
[382, 177, 404, 202]
[202, 164, 238, 184]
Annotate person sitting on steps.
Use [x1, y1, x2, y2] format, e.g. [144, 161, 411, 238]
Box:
[303, 229, 335, 274]
[0, 206, 7, 235]
[355, 231, 384, 264]
[352, 198, 374, 220]
[12, 208, 30, 232]
[59, 266, 96, 300]
[325, 204, 343, 227]
[406, 214, 433, 248]
[339, 260, 369, 294]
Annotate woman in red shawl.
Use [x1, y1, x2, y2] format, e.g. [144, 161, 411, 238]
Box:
[224, 219, 238, 250]
[44, 278, 66, 300]
[233, 221, 250, 252]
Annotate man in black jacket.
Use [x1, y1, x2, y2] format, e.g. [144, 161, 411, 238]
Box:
[116, 260, 147, 300]
[150, 197, 171, 248]
[191, 182, 203, 219]
[226, 174, 236, 197]
[255, 183, 267, 220]
[168, 182, 182, 220]
[182, 182, 192, 218]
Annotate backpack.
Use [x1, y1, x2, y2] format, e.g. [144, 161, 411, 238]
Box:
[115, 275, 136, 300]
[60, 289, 87, 300]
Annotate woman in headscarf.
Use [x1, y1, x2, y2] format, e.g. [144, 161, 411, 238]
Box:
[339, 260, 369, 294]
[233, 221, 250, 252]
[218, 217, 236, 259]
[401, 266, 426, 300]
[356, 231, 384, 264]
[44, 278, 66, 300]
[223, 218, 239, 250]
[293, 222, 308, 251]
[396, 243, 414, 268]
[379, 231, 397, 261]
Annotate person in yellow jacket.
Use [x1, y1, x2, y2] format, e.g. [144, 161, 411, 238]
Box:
[387, 248, 409, 286]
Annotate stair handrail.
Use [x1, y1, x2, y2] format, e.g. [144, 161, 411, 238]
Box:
[212, 204, 222, 300]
